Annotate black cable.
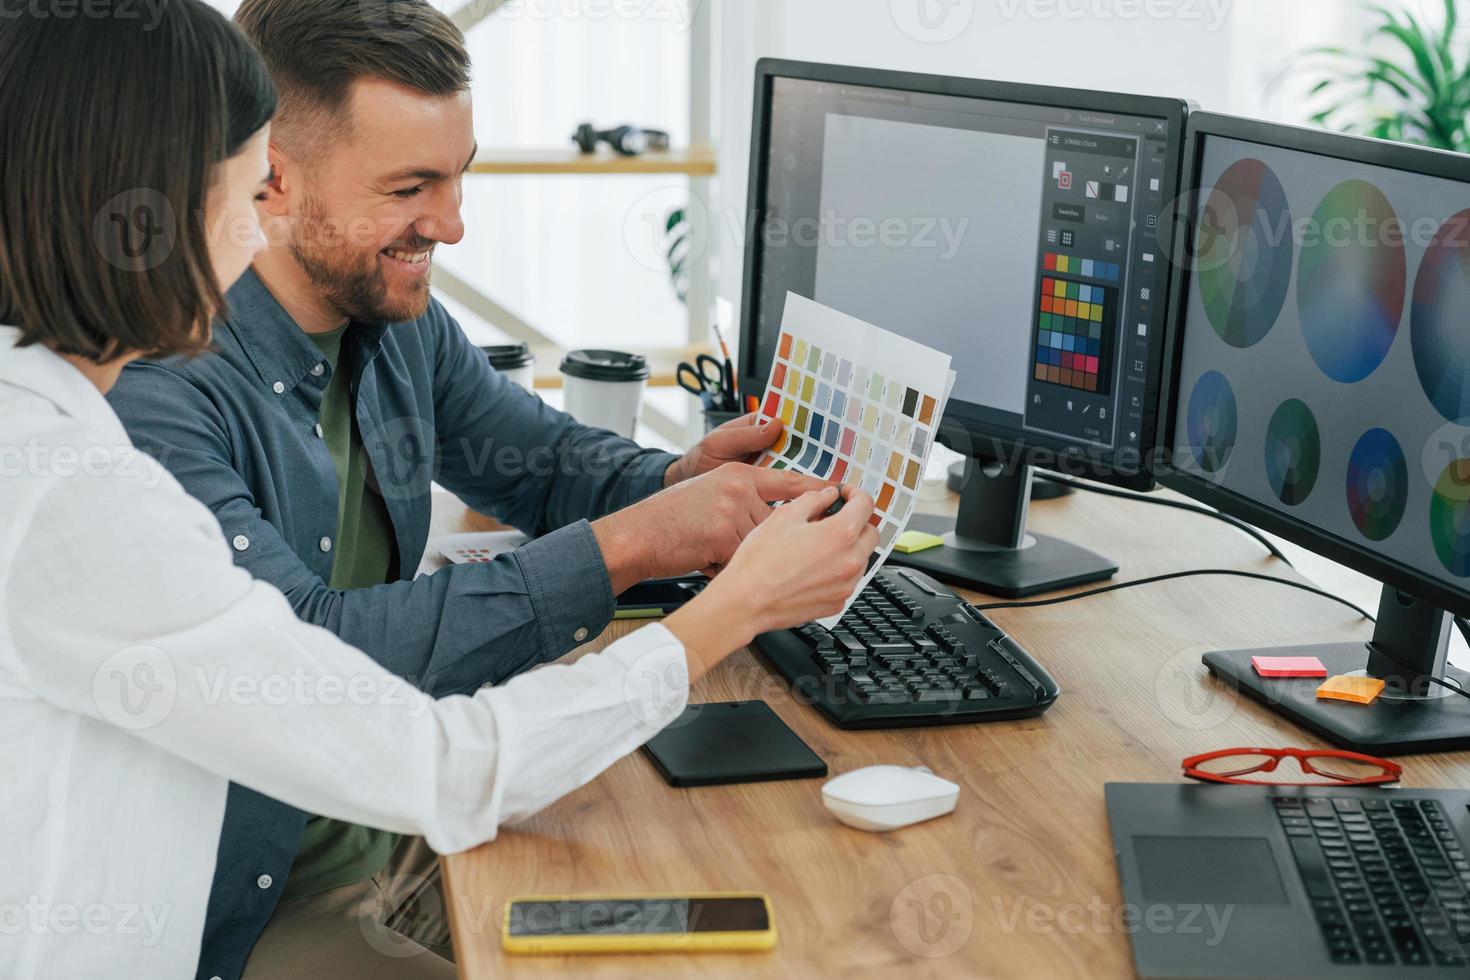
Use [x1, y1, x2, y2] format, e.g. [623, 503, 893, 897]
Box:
[970, 567, 1376, 621]
[972, 570, 1470, 702]
[1042, 474, 1294, 568]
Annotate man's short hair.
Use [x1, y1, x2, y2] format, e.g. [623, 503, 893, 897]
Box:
[234, 0, 471, 158]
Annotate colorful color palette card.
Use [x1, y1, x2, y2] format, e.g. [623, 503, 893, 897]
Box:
[756, 293, 955, 626]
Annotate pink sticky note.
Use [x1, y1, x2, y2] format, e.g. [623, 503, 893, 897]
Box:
[1252, 655, 1328, 679]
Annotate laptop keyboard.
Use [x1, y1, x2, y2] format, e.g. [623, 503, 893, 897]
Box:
[1274, 796, 1470, 967]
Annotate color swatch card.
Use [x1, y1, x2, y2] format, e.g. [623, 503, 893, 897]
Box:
[756, 293, 955, 626]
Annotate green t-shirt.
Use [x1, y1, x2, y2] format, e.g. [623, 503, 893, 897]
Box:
[280, 323, 401, 904]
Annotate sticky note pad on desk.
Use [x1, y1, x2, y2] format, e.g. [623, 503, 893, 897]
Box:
[894, 530, 944, 554]
[1252, 655, 1328, 678]
[1317, 675, 1386, 705]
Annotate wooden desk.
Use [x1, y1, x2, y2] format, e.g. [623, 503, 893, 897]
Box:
[433, 488, 1470, 978]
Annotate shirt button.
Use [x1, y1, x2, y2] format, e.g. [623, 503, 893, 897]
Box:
[256, 874, 273, 890]
[271, 381, 285, 394]
[311, 363, 325, 377]
[573, 627, 589, 642]
[319, 537, 332, 553]
[314, 423, 324, 438]
[232, 535, 249, 552]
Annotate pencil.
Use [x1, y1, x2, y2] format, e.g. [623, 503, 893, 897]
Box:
[711, 322, 738, 398]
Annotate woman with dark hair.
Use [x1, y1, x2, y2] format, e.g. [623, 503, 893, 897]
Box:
[0, 3, 876, 977]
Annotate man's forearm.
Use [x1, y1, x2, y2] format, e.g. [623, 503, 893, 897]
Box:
[590, 512, 654, 595]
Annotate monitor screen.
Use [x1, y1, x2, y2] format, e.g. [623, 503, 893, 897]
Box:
[745, 70, 1181, 469]
[1169, 131, 1470, 600]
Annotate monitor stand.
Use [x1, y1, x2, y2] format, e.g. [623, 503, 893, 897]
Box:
[947, 460, 1074, 500]
[891, 460, 1118, 598]
[1203, 586, 1470, 755]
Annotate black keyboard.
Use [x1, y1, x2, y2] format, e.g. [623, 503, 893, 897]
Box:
[1275, 795, 1470, 967]
[752, 567, 1059, 729]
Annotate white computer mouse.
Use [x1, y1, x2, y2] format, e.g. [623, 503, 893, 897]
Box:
[821, 765, 959, 832]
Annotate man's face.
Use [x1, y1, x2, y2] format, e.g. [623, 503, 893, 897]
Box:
[284, 78, 475, 324]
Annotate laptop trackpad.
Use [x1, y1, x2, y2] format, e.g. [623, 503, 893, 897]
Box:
[1134, 836, 1289, 905]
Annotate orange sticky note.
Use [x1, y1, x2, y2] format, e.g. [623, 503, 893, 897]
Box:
[1316, 675, 1385, 705]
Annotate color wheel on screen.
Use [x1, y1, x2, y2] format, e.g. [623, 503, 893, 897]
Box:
[1185, 370, 1237, 474]
[1412, 208, 1470, 423]
[1196, 158, 1294, 348]
[1297, 180, 1406, 384]
[1346, 428, 1408, 542]
[1431, 459, 1470, 577]
[1264, 399, 1321, 506]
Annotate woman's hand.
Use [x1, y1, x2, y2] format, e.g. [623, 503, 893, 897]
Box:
[664, 485, 879, 681]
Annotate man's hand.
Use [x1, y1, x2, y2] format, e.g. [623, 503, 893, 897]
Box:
[663, 413, 784, 486]
[666, 485, 879, 673]
[593, 462, 830, 593]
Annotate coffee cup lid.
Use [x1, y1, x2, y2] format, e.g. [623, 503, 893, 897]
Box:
[559, 349, 650, 382]
[480, 342, 535, 370]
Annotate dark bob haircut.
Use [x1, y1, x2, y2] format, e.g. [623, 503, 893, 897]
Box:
[0, 0, 277, 363]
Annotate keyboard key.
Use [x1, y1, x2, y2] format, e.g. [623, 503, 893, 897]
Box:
[854, 688, 910, 705]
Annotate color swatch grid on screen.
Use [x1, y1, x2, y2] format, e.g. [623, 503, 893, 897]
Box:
[1034, 276, 1114, 393]
[755, 294, 954, 626]
[1043, 251, 1121, 282]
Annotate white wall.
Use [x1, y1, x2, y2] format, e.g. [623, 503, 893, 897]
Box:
[442, 3, 692, 350]
[712, 0, 1382, 327]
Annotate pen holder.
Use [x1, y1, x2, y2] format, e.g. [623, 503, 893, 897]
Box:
[704, 408, 741, 434]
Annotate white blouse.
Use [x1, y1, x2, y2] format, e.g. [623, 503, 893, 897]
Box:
[0, 327, 689, 978]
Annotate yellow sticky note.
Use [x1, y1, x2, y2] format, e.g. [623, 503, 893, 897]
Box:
[1316, 674, 1386, 705]
[894, 530, 944, 554]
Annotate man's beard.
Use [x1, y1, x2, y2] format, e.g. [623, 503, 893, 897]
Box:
[289, 195, 433, 324]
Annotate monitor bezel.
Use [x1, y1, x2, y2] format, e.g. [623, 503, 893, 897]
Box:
[1156, 110, 1470, 619]
[736, 58, 1192, 492]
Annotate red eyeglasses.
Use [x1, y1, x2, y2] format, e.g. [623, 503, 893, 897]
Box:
[1181, 747, 1403, 787]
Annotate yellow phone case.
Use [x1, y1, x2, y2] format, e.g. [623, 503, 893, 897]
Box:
[501, 892, 777, 954]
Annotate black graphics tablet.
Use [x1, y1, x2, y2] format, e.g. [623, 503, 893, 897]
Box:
[641, 701, 827, 787]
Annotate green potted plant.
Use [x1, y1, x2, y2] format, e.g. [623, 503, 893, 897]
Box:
[1304, 0, 1470, 151]
[663, 205, 692, 304]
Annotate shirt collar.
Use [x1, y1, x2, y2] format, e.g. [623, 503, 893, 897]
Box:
[0, 326, 133, 447]
[220, 267, 333, 393]
[219, 267, 390, 392]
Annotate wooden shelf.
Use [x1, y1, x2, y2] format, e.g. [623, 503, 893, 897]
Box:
[468, 144, 716, 176]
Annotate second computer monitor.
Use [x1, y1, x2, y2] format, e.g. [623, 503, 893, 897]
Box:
[739, 59, 1190, 487]
[1159, 112, 1470, 753]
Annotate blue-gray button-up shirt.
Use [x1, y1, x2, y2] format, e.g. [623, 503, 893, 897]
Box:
[107, 268, 675, 980]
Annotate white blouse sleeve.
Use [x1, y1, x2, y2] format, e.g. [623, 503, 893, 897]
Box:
[3, 459, 688, 855]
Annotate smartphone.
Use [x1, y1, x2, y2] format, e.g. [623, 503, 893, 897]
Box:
[613, 575, 708, 619]
[501, 893, 776, 954]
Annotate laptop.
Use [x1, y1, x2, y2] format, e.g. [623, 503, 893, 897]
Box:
[1107, 783, 1470, 978]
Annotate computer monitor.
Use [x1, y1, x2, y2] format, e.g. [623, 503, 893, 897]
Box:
[738, 59, 1190, 597]
[1159, 111, 1470, 753]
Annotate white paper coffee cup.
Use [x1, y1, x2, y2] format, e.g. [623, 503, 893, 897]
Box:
[481, 342, 536, 391]
[560, 349, 649, 439]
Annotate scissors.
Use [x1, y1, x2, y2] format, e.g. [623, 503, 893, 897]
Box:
[676, 354, 735, 410]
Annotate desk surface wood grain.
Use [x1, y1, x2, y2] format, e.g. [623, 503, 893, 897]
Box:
[431, 486, 1470, 979]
